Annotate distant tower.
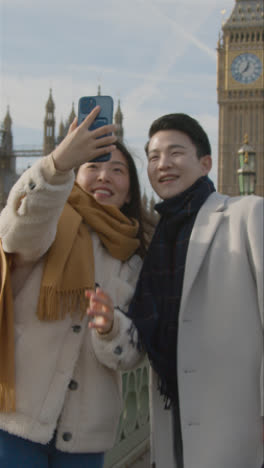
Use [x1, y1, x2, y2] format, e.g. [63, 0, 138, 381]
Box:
[114, 100, 124, 142]
[57, 119, 65, 145]
[43, 89, 56, 155]
[67, 102, 76, 126]
[0, 107, 17, 210]
[141, 191, 159, 245]
[1, 106, 13, 156]
[97, 85, 101, 96]
[64, 102, 76, 135]
[217, 0, 264, 196]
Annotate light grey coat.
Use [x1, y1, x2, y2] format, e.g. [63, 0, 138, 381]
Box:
[150, 192, 264, 468]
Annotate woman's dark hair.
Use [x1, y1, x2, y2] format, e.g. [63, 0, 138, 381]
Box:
[115, 140, 147, 257]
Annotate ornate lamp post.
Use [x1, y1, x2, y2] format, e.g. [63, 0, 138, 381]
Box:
[237, 134, 256, 196]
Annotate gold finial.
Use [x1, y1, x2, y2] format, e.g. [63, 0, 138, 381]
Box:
[243, 134, 249, 164]
[244, 151, 249, 164]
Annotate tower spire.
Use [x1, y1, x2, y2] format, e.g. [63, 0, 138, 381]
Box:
[114, 99, 124, 142]
[1, 106, 13, 155]
[43, 88, 56, 155]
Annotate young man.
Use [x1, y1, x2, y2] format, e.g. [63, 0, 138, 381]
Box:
[129, 114, 263, 468]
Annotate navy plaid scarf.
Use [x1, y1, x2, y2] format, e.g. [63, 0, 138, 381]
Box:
[128, 176, 215, 407]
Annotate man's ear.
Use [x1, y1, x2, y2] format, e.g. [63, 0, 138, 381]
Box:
[200, 155, 212, 175]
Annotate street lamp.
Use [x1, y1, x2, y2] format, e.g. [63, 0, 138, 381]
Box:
[237, 134, 256, 195]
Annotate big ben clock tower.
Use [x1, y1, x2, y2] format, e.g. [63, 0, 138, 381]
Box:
[217, 0, 264, 196]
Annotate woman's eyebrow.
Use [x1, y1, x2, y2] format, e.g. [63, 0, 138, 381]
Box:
[110, 161, 128, 168]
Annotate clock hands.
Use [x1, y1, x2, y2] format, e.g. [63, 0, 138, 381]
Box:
[242, 62, 250, 73]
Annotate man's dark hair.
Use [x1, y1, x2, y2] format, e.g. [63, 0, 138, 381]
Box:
[145, 113, 211, 159]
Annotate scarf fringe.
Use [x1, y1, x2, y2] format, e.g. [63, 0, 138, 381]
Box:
[126, 320, 144, 352]
[0, 385, 15, 412]
[157, 376, 173, 410]
[37, 287, 88, 321]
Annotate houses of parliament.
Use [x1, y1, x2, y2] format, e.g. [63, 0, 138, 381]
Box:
[1, 0, 264, 214]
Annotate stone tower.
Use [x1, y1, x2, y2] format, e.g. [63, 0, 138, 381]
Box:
[1, 106, 13, 158]
[68, 102, 76, 127]
[114, 100, 124, 142]
[63, 102, 76, 136]
[0, 107, 17, 210]
[43, 88, 56, 156]
[217, 0, 264, 196]
[57, 119, 65, 145]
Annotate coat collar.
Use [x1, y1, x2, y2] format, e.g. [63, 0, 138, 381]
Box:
[179, 192, 229, 317]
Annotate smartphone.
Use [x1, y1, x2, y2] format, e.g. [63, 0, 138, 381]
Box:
[77, 95, 114, 162]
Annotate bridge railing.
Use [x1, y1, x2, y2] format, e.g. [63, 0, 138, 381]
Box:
[104, 358, 150, 468]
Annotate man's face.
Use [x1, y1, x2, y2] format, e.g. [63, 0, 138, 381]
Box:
[147, 130, 212, 199]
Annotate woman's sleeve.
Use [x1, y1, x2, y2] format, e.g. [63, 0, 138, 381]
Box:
[0, 155, 74, 262]
[91, 255, 145, 371]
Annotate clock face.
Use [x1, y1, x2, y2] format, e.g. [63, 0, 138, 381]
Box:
[231, 53, 262, 84]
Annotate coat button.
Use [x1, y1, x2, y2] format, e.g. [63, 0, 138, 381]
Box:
[114, 345, 123, 355]
[62, 432, 72, 441]
[28, 181, 36, 190]
[68, 379, 78, 390]
[72, 325, 81, 333]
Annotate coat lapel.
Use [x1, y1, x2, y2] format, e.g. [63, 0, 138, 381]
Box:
[179, 192, 229, 318]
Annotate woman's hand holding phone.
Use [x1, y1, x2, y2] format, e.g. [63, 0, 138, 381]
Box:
[52, 106, 117, 172]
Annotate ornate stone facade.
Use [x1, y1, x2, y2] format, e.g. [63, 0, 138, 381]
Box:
[217, 0, 264, 196]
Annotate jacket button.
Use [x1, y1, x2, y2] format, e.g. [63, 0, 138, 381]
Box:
[72, 325, 81, 333]
[68, 379, 78, 390]
[62, 432, 72, 442]
[28, 181, 36, 190]
[114, 345, 123, 355]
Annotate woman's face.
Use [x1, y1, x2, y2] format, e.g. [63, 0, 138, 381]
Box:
[76, 148, 131, 209]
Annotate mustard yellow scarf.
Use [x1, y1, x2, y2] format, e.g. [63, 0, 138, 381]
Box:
[0, 182, 139, 411]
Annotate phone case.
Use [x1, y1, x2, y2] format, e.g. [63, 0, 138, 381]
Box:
[77, 96, 114, 162]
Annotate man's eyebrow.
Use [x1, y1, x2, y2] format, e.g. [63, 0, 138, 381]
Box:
[148, 144, 185, 153]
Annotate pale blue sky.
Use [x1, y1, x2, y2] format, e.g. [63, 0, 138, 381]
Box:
[0, 0, 234, 197]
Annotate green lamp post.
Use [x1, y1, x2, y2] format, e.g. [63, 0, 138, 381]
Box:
[237, 134, 256, 195]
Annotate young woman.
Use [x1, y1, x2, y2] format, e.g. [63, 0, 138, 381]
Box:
[0, 107, 144, 468]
